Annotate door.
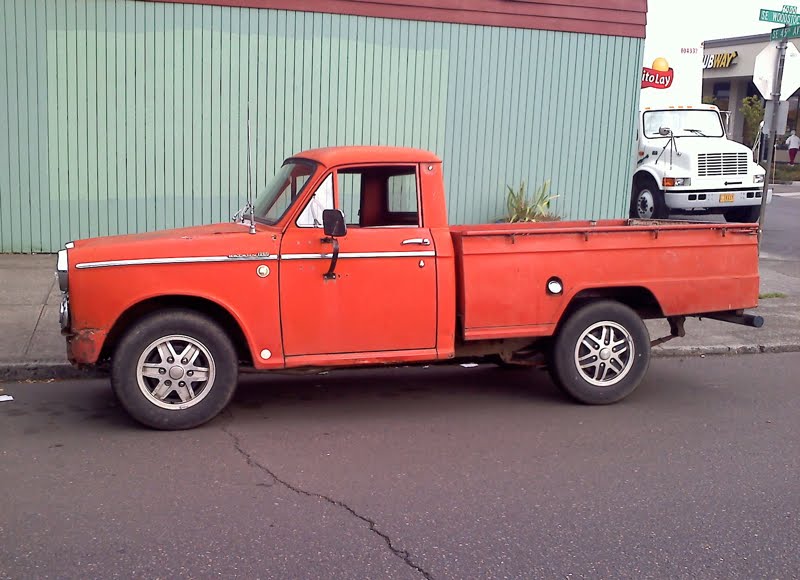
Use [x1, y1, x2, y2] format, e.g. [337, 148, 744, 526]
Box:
[279, 164, 438, 357]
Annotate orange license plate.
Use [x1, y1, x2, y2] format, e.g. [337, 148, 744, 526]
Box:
[719, 193, 735, 203]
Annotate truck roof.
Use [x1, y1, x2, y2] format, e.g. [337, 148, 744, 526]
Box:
[293, 146, 441, 167]
[641, 104, 719, 111]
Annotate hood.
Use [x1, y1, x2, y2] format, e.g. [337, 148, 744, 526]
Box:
[73, 223, 257, 249]
[69, 222, 281, 266]
[643, 136, 751, 156]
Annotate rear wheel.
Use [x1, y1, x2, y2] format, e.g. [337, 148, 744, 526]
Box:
[723, 205, 760, 223]
[550, 301, 650, 405]
[630, 178, 668, 220]
[111, 310, 239, 430]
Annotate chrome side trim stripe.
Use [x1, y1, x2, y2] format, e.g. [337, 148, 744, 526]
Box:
[75, 255, 277, 269]
[76, 251, 435, 269]
[280, 251, 436, 260]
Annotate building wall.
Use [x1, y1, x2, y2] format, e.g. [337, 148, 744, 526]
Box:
[0, 0, 644, 253]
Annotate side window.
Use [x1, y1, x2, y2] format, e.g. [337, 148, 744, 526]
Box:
[296, 173, 334, 228]
[337, 172, 362, 226]
[387, 173, 418, 214]
[335, 166, 420, 227]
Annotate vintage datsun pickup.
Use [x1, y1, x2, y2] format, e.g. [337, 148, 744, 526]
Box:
[56, 147, 763, 429]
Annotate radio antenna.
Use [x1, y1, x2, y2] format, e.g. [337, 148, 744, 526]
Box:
[247, 103, 256, 235]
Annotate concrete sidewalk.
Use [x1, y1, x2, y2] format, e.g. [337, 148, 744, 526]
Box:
[1, 253, 799, 381]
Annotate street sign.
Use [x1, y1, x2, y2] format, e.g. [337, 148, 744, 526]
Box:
[760, 8, 800, 25]
[772, 24, 800, 40]
[764, 99, 790, 134]
[754, 41, 800, 100]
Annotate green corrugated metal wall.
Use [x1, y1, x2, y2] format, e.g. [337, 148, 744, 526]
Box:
[0, 0, 643, 253]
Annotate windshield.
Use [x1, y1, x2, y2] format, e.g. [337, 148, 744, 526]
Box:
[253, 160, 318, 224]
[643, 110, 724, 138]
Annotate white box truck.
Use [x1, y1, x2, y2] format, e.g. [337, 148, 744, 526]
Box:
[631, 23, 769, 222]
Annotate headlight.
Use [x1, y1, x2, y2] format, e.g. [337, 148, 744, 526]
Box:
[662, 177, 691, 187]
[754, 174, 765, 184]
[57, 248, 69, 291]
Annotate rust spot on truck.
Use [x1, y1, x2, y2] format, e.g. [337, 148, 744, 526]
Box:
[67, 328, 107, 365]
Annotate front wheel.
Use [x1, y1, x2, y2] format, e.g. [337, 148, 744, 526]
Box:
[549, 301, 651, 405]
[723, 205, 760, 223]
[111, 310, 239, 430]
[630, 180, 669, 220]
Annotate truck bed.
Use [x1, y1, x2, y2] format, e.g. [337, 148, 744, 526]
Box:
[449, 219, 760, 341]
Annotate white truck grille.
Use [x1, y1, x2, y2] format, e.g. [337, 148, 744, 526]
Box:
[697, 153, 748, 177]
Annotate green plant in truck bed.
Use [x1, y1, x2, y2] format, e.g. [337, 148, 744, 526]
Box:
[504, 180, 560, 223]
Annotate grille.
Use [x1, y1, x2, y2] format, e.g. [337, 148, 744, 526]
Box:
[697, 152, 749, 177]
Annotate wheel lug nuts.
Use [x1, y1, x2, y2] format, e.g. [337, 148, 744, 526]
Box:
[179, 381, 185, 387]
[165, 380, 172, 386]
[187, 371, 193, 377]
[181, 359, 188, 365]
[159, 368, 166, 375]
[167, 357, 174, 363]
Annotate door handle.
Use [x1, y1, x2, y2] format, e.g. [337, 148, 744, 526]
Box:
[401, 238, 431, 246]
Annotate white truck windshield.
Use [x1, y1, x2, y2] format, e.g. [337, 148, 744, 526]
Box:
[643, 110, 724, 138]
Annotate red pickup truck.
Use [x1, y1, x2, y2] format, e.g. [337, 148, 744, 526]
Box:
[56, 147, 763, 429]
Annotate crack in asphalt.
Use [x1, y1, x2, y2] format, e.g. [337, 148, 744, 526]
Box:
[220, 423, 433, 580]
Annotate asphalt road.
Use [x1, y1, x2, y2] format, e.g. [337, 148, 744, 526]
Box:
[2, 353, 799, 579]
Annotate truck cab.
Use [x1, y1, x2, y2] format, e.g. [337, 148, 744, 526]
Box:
[631, 105, 769, 222]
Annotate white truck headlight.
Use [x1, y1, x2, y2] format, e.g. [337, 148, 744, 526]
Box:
[754, 174, 765, 184]
[662, 177, 691, 187]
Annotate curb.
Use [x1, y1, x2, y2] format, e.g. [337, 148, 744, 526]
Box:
[0, 362, 104, 382]
[3, 344, 800, 382]
[652, 343, 800, 358]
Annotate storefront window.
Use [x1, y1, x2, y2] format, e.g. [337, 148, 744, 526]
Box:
[712, 82, 730, 113]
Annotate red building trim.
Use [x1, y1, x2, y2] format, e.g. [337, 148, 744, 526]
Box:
[144, 0, 648, 38]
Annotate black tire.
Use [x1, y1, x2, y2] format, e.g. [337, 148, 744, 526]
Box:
[723, 205, 760, 223]
[630, 177, 669, 220]
[549, 301, 650, 405]
[111, 309, 239, 430]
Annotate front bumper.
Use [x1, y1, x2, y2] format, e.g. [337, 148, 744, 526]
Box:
[665, 187, 772, 210]
[59, 292, 70, 332]
[65, 327, 107, 365]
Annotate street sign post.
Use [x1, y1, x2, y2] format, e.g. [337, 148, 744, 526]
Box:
[755, 5, 800, 243]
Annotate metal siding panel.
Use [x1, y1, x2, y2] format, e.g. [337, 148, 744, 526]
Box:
[566, 32, 587, 220]
[104, 0, 118, 237]
[174, 3, 189, 228]
[25, 2, 42, 251]
[46, 0, 60, 247]
[163, 2, 176, 229]
[95, 0, 108, 238]
[217, 6, 229, 225]
[153, 1, 165, 231]
[0, 2, 12, 252]
[85, 2, 99, 239]
[8, 0, 24, 252]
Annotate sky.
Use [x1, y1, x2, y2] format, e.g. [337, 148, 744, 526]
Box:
[647, 0, 791, 44]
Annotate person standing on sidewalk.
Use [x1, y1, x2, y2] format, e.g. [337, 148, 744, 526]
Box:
[785, 130, 800, 165]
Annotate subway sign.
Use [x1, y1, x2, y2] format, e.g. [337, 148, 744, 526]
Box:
[703, 51, 738, 69]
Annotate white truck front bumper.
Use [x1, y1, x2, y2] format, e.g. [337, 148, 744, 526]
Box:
[664, 187, 772, 210]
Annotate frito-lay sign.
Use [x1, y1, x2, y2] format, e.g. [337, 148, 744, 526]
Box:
[703, 51, 738, 69]
[642, 57, 673, 89]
